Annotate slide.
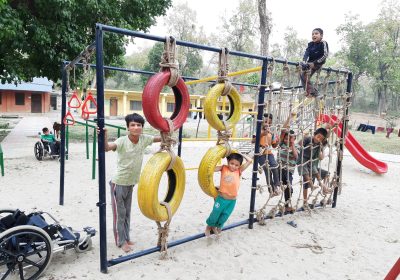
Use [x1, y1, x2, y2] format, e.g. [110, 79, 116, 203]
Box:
[321, 114, 388, 174]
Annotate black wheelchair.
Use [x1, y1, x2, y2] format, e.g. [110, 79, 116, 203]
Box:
[0, 209, 96, 280]
[34, 136, 60, 161]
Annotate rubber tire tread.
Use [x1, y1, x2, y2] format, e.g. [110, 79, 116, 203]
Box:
[197, 145, 227, 198]
[204, 83, 242, 131]
[138, 152, 186, 221]
[142, 71, 190, 132]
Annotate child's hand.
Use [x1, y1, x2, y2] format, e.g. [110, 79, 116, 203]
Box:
[96, 127, 107, 135]
[308, 62, 315, 69]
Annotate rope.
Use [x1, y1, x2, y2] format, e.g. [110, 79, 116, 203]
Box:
[157, 119, 177, 170]
[159, 36, 180, 87]
[216, 120, 233, 158]
[217, 48, 234, 96]
[156, 201, 172, 258]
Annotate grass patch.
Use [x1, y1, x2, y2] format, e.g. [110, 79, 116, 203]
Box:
[349, 129, 400, 155]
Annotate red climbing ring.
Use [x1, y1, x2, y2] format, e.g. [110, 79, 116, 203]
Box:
[63, 110, 75, 125]
[142, 70, 190, 132]
[67, 91, 81, 109]
[81, 92, 97, 115]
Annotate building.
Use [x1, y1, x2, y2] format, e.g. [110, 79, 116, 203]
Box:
[0, 77, 54, 113]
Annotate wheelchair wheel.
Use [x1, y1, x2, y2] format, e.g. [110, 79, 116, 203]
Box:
[0, 209, 16, 218]
[0, 225, 53, 280]
[34, 142, 44, 161]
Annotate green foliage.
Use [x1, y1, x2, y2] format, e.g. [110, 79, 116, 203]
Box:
[336, 1, 400, 114]
[0, 0, 172, 84]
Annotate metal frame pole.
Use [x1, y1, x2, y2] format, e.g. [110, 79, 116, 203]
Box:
[59, 63, 67, 205]
[333, 72, 353, 208]
[248, 58, 268, 229]
[95, 25, 108, 274]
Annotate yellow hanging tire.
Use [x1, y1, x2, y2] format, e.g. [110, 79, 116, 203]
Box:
[198, 145, 227, 198]
[138, 152, 185, 222]
[204, 83, 242, 131]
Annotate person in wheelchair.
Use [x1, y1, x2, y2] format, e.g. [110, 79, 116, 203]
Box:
[41, 127, 60, 155]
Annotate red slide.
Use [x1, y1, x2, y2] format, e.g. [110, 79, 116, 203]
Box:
[321, 114, 388, 174]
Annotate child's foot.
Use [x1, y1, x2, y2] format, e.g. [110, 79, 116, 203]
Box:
[285, 206, 295, 213]
[205, 226, 212, 237]
[121, 242, 132, 253]
[271, 189, 281, 197]
[126, 240, 135, 246]
[322, 186, 332, 195]
[213, 227, 222, 235]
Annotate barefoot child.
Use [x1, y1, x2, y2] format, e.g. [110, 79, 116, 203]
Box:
[100, 113, 161, 253]
[205, 153, 252, 236]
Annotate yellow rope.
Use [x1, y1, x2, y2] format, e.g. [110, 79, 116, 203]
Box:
[184, 66, 262, 86]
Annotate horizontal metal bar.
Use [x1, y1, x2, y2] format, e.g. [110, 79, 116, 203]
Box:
[107, 202, 330, 267]
[98, 24, 265, 60]
[107, 219, 249, 267]
[96, 24, 350, 74]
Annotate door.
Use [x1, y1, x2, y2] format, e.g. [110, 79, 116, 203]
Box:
[50, 95, 57, 110]
[31, 94, 42, 113]
[110, 98, 117, 116]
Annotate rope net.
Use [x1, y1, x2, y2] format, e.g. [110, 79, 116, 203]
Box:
[233, 62, 351, 220]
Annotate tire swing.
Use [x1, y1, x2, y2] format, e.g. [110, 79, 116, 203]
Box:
[138, 36, 188, 256]
[198, 48, 242, 198]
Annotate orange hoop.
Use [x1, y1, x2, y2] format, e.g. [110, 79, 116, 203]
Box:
[81, 92, 97, 115]
[67, 91, 81, 109]
[63, 110, 75, 125]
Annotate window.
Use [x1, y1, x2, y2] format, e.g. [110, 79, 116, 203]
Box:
[15, 92, 25, 105]
[130, 100, 142, 111]
[167, 103, 175, 112]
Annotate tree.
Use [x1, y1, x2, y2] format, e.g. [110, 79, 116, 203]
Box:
[0, 0, 172, 84]
[257, 0, 272, 56]
[336, 1, 400, 114]
[164, 2, 205, 77]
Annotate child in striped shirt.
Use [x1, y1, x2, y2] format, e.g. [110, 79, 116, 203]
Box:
[277, 129, 299, 212]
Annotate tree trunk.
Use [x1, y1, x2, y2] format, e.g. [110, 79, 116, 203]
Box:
[258, 0, 272, 56]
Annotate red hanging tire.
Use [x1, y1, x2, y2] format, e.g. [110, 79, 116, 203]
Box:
[142, 71, 190, 132]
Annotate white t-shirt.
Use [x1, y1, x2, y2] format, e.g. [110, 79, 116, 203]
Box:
[112, 134, 154, 185]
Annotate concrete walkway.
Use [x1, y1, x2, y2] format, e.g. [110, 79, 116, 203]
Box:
[2, 116, 55, 159]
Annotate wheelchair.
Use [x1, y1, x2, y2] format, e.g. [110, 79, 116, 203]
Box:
[0, 209, 96, 280]
[34, 136, 60, 161]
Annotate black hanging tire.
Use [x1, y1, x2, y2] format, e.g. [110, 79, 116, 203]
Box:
[0, 225, 53, 280]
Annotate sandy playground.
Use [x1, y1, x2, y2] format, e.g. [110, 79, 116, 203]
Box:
[0, 116, 399, 280]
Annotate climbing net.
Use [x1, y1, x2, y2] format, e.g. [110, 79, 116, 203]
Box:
[252, 61, 351, 223]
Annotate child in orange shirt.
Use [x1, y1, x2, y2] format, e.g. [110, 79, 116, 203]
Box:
[205, 153, 252, 236]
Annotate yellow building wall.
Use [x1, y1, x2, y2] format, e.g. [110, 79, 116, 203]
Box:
[92, 89, 254, 118]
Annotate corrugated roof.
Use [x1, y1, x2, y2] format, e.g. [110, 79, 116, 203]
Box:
[0, 77, 53, 92]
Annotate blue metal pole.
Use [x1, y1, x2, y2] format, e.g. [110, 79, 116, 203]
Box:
[333, 72, 353, 208]
[59, 63, 67, 206]
[248, 58, 268, 229]
[96, 25, 108, 274]
[108, 219, 249, 266]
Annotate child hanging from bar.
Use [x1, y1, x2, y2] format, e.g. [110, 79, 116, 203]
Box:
[205, 152, 252, 236]
[300, 28, 329, 97]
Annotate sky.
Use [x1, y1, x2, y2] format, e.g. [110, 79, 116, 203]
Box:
[126, 0, 384, 55]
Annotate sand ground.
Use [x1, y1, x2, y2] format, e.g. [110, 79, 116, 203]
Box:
[0, 116, 399, 280]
